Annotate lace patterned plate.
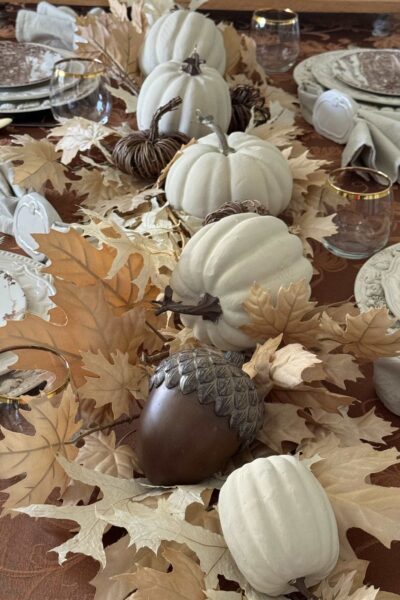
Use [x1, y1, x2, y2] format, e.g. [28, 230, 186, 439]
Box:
[0, 270, 27, 326]
[333, 50, 400, 97]
[0, 42, 61, 89]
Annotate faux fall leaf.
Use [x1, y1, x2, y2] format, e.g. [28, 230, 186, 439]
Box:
[300, 436, 400, 558]
[270, 385, 354, 413]
[0, 135, 69, 193]
[0, 386, 81, 515]
[257, 403, 310, 453]
[320, 308, 400, 361]
[242, 280, 320, 347]
[315, 558, 369, 598]
[48, 117, 116, 164]
[316, 571, 378, 600]
[290, 208, 338, 257]
[317, 353, 363, 390]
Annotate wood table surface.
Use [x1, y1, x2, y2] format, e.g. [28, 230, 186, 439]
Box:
[1, 12, 400, 600]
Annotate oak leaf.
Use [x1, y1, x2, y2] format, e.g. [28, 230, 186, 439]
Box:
[0, 386, 81, 515]
[80, 350, 150, 418]
[242, 280, 320, 347]
[316, 571, 378, 600]
[270, 385, 354, 413]
[320, 308, 400, 360]
[317, 353, 363, 390]
[0, 135, 69, 193]
[257, 403, 310, 453]
[300, 436, 400, 558]
[121, 546, 206, 600]
[290, 208, 338, 257]
[49, 118, 115, 164]
[315, 558, 369, 597]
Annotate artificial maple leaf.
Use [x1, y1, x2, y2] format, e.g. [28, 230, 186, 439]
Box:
[242, 335, 282, 383]
[270, 344, 321, 389]
[80, 350, 150, 418]
[242, 280, 320, 347]
[121, 546, 206, 600]
[107, 84, 138, 113]
[206, 593, 244, 600]
[315, 558, 369, 597]
[0, 386, 81, 515]
[300, 436, 400, 558]
[320, 308, 400, 361]
[317, 353, 363, 390]
[219, 23, 241, 74]
[164, 326, 201, 355]
[109, 0, 128, 20]
[48, 118, 116, 164]
[0, 135, 69, 193]
[290, 208, 338, 257]
[316, 571, 378, 600]
[257, 403, 310, 453]
[270, 385, 354, 413]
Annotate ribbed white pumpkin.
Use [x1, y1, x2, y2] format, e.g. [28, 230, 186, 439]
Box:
[139, 9, 226, 76]
[168, 213, 313, 350]
[136, 55, 232, 139]
[219, 456, 339, 596]
[165, 117, 293, 218]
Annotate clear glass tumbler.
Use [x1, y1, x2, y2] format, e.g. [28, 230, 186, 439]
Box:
[321, 167, 393, 260]
[50, 58, 112, 124]
[251, 8, 300, 74]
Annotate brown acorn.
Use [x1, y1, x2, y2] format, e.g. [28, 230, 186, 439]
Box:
[136, 347, 264, 485]
[228, 84, 271, 133]
[112, 96, 190, 180]
[203, 199, 270, 225]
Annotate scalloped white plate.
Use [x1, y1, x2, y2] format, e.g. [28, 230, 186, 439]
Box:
[0, 270, 26, 326]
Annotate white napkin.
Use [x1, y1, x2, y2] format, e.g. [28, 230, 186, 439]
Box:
[16, 1, 77, 51]
[0, 165, 24, 236]
[298, 82, 400, 183]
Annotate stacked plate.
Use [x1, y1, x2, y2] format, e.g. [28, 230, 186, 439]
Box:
[294, 48, 400, 112]
[0, 41, 64, 114]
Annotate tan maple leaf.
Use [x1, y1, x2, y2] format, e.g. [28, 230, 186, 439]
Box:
[0, 386, 81, 515]
[320, 308, 400, 361]
[242, 334, 282, 383]
[257, 403, 310, 453]
[164, 326, 202, 355]
[48, 118, 116, 164]
[300, 436, 400, 558]
[80, 350, 150, 418]
[270, 386, 354, 413]
[219, 23, 241, 74]
[242, 280, 320, 347]
[316, 571, 378, 600]
[317, 353, 363, 390]
[120, 546, 206, 600]
[290, 208, 338, 257]
[0, 135, 69, 193]
[109, 0, 129, 20]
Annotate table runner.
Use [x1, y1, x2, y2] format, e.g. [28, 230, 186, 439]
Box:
[0, 12, 400, 600]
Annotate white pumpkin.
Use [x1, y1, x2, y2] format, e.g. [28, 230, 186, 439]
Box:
[161, 213, 313, 351]
[218, 456, 339, 596]
[136, 54, 232, 140]
[139, 9, 226, 76]
[165, 115, 293, 218]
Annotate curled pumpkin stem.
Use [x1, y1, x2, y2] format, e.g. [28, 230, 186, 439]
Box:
[148, 96, 183, 143]
[289, 577, 318, 600]
[153, 285, 222, 322]
[197, 110, 236, 156]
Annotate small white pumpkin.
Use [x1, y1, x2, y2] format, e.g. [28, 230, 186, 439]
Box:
[218, 455, 339, 597]
[157, 213, 312, 351]
[165, 114, 293, 218]
[139, 8, 226, 76]
[136, 54, 232, 140]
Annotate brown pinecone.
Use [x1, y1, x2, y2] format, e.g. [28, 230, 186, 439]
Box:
[203, 200, 270, 225]
[229, 84, 271, 133]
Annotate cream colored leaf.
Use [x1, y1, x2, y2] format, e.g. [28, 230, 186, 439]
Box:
[315, 558, 369, 597]
[220, 23, 241, 75]
[257, 403, 310, 453]
[270, 344, 321, 389]
[248, 101, 301, 147]
[165, 326, 201, 355]
[80, 350, 150, 418]
[266, 85, 299, 112]
[0, 135, 69, 193]
[317, 572, 378, 600]
[122, 546, 205, 600]
[206, 593, 243, 600]
[49, 118, 115, 164]
[242, 280, 319, 347]
[290, 208, 338, 257]
[301, 437, 400, 558]
[242, 334, 282, 384]
[166, 478, 223, 519]
[271, 386, 354, 413]
[320, 308, 400, 360]
[0, 386, 81, 515]
[318, 353, 363, 390]
[107, 84, 138, 113]
[109, 0, 129, 20]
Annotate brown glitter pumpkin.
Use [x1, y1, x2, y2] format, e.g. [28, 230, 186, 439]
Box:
[228, 84, 271, 133]
[112, 96, 190, 180]
[203, 200, 270, 225]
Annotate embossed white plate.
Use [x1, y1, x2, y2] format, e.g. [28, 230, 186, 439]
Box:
[0, 270, 27, 326]
[334, 50, 400, 97]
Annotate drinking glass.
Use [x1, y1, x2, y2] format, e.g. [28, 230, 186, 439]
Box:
[320, 167, 393, 260]
[50, 58, 112, 124]
[250, 8, 300, 74]
[0, 346, 71, 433]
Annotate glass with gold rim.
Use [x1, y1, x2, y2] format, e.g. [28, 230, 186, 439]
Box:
[250, 8, 300, 74]
[50, 58, 112, 124]
[320, 167, 393, 260]
[0, 345, 71, 434]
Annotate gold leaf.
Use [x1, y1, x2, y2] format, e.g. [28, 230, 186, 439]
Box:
[0, 135, 69, 193]
[48, 118, 115, 164]
[320, 308, 400, 361]
[257, 403, 310, 453]
[0, 386, 81, 515]
[242, 280, 320, 347]
[80, 350, 150, 418]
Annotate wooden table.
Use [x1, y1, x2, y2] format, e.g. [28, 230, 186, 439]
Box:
[1, 13, 400, 600]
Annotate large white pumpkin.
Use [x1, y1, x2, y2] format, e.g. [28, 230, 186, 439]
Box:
[139, 9, 226, 76]
[165, 213, 313, 351]
[219, 456, 339, 596]
[136, 54, 232, 140]
[165, 118, 293, 218]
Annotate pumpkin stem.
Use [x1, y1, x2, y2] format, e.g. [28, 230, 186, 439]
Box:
[153, 285, 223, 323]
[197, 111, 236, 156]
[289, 577, 318, 600]
[148, 96, 183, 143]
[181, 49, 205, 76]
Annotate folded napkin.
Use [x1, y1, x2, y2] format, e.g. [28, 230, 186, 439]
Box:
[16, 1, 77, 51]
[298, 82, 400, 183]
